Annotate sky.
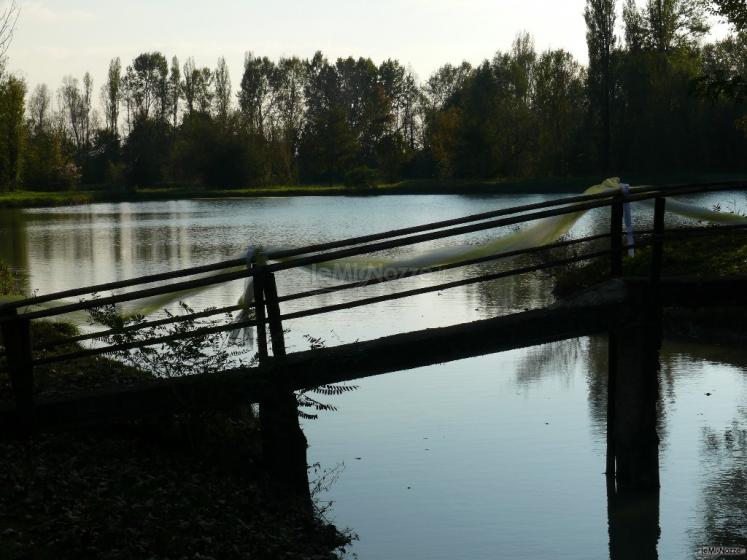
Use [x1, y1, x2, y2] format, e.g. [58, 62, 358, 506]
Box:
[6, 0, 733, 97]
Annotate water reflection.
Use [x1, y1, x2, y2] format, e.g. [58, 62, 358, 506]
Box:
[0, 209, 29, 293]
[607, 484, 660, 560]
[696, 422, 747, 549]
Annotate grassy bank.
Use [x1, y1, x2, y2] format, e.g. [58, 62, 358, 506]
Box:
[554, 231, 747, 297]
[553, 232, 747, 343]
[2, 172, 745, 209]
[0, 322, 352, 559]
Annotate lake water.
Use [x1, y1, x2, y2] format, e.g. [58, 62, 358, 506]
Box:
[1, 193, 745, 559]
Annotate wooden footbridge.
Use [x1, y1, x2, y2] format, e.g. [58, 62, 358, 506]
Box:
[2, 181, 747, 494]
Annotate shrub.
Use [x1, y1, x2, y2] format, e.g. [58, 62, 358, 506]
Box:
[0, 261, 23, 296]
[344, 165, 379, 188]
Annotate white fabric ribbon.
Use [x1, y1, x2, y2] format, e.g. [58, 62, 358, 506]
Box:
[621, 183, 635, 257]
[228, 245, 259, 344]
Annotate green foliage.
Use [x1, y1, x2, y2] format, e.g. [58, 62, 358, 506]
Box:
[554, 230, 747, 297]
[124, 52, 169, 121]
[87, 301, 255, 379]
[4, 8, 747, 194]
[712, 0, 747, 30]
[0, 260, 22, 295]
[344, 165, 380, 188]
[296, 334, 358, 420]
[0, 75, 25, 192]
[124, 115, 170, 187]
[696, 30, 747, 127]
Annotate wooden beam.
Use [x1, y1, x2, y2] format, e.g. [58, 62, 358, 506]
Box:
[628, 277, 747, 308]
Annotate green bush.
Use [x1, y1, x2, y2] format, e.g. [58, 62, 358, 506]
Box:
[0, 261, 22, 296]
[344, 166, 379, 188]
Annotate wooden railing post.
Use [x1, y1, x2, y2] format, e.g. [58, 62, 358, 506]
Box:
[257, 271, 312, 512]
[0, 306, 34, 431]
[610, 194, 624, 277]
[250, 263, 268, 362]
[650, 197, 666, 286]
[263, 272, 286, 358]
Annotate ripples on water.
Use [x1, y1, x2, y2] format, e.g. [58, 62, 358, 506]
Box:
[0, 193, 745, 559]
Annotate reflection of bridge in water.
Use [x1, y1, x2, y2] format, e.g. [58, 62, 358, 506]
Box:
[2, 181, 747, 558]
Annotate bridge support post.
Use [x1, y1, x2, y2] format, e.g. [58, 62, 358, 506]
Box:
[607, 287, 661, 493]
[256, 270, 312, 513]
[607, 475, 660, 560]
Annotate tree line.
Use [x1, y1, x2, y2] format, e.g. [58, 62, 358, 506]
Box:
[0, 0, 746, 193]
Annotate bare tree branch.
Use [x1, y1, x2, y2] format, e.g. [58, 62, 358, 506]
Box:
[0, 0, 19, 60]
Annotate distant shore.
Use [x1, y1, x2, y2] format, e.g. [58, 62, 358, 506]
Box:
[1, 174, 745, 209]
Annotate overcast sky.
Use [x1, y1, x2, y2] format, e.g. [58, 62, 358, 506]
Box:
[6, 0, 731, 95]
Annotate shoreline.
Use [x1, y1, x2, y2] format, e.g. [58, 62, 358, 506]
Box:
[2, 174, 745, 209]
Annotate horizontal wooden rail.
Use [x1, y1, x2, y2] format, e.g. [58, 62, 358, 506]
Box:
[12, 267, 251, 322]
[277, 233, 612, 302]
[279, 249, 616, 323]
[33, 316, 260, 367]
[1, 258, 248, 311]
[38, 302, 249, 351]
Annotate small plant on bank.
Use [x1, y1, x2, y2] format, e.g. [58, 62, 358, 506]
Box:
[0, 260, 23, 296]
[297, 333, 358, 420]
[87, 301, 256, 378]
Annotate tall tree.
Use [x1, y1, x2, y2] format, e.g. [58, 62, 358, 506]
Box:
[28, 83, 51, 133]
[58, 76, 88, 153]
[624, 0, 710, 51]
[123, 52, 168, 121]
[585, 0, 617, 173]
[711, 0, 747, 30]
[646, 0, 709, 51]
[0, 74, 25, 191]
[623, 0, 649, 49]
[182, 57, 196, 117]
[239, 53, 276, 133]
[168, 56, 181, 129]
[214, 57, 231, 122]
[180, 60, 214, 116]
[533, 49, 585, 175]
[0, 0, 19, 61]
[24, 82, 70, 191]
[400, 70, 422, 150]
[194, 67, 214, 115]
[422, 62, 472, 110]
[81, 72, 94, 148]
[102, 58, 121, 135]
[274, 56, 307, 141]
